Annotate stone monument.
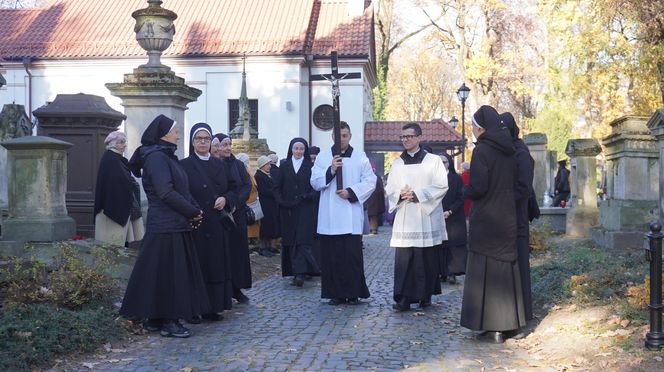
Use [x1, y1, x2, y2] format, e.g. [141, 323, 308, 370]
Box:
[34, 94, 126, 237]
[648, 109, 664, 221]
[565, 138, 602, 237]
[524, 133, 549, 205]
[0, 104, 32, 211]
[106, 0, 201, 159]
[590, 116, 658, 249]
[228, 57, 272, 169]
[0, 136, 76, 253]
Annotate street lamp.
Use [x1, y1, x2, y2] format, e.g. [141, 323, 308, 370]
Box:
[456, 83, 470, 162]
[449, 116, 458, 129]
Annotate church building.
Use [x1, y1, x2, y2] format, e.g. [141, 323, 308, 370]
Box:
[0, 0, 377, 156]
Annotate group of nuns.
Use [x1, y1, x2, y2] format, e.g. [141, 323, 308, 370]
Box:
[118, 115, 320, 338]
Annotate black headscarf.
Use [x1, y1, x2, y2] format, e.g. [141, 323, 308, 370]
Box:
[129, 114, 177, 177]
[472, 105, 502, 132]
[439, 152, 457, 176]
[189, 122, 212, 156]
[309, 146, 320, 155]
[213, 133, 237, 162]
[286, 137, 311, 163]
[213, 133, 229, 144]
[500, 112, 519, 139]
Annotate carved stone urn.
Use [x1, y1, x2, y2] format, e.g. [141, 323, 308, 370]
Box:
[132, 0, 177, 70]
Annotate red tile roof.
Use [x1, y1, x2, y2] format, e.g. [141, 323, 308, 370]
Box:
[0, 0, 373, 60]
[364, 119, 462, 143]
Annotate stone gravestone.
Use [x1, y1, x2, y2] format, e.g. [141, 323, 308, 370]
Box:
[565, 138, 602, 237]
[524, 133, 549, 205]
[0, 136, 76, 254]
[647, 109, 664, 221]
[34, 94, 126, 237]
[0, 104, 33, 212]
[590, 116, 658, 249]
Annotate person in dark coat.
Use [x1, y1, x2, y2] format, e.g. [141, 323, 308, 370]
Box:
[180, 123, 238, 322]
[121, 114, 209, 338]
[255, 155, 281, 257]
[365, 166, 385, 235]
[460, 105, 525, 344]
[211, 133, 252, 304]
[93, 131, 144, 247]
[275, 138, 321, 286]
[308, 145, 322, 268]
[501, 112, 535, 323]
[553, 160, 570, 207]
[438, 152, 467, 284]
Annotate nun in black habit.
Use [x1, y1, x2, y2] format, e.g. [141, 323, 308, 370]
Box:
[181, 123, 238, 321]
[121, 114, 209, 338]
[274, 138, 321, 286]
[438, 152, 468, 284]
[460, 105, 525, 343]
[211, 133, 252, 303]
[501, 112, 535, 322]
[254, 155, 281, 256]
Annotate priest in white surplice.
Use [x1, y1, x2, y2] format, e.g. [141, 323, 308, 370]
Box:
[311, 121, 376, 306]
[386, 123, 448, 312]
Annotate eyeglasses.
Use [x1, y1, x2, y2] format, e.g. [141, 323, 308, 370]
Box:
[399, 134, 419, 140]
[193, 136, 212, 143]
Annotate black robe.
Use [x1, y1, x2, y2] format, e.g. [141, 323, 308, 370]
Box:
[254, 170, 280, 239]
[120, 142, 210, 320]
[93, 150, 137, 226]
[513, 138, 535, 321]
[274, 157, 320, 277]
[439, 154, 467, 277]
[181, 155, 238, 313]
[392, 148, 442, 304]
[224, 156, 252, 290]
[461, 126, 525, 332]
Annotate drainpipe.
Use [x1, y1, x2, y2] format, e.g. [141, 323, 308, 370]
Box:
[305, 54, 314, 145]
[22, 57, 32, 121]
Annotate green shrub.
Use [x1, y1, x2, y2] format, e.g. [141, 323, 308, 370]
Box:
[0, 303, 124, 371]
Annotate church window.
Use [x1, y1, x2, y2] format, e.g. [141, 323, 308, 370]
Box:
[228, 99, 258, 133]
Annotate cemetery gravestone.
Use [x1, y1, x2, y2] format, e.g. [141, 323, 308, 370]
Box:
[565, 138, 602, 237]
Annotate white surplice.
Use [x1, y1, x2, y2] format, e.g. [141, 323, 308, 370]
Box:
[386, 152, 449, 247]
[311, 147, 377, 235]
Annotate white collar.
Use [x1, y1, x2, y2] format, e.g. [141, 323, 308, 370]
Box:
[195, 152, 210, 161]
[407, 147, 420, 157]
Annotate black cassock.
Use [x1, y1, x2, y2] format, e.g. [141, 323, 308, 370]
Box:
[513, 137, 535, 321]
[254, 170, 280, 239]
[224, 155, 252, 290]
[181, 155, 238, 313]
[274, 158, 320, 277]
[438, 153, 468, 277]
[460, 107, 525, 332]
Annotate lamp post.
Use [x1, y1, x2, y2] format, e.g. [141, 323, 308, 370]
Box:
[449, 116, 459, 155]
[456, 83, 470, 162]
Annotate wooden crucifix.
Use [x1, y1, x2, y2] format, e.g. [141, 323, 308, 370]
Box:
[310, 51, 362, 190]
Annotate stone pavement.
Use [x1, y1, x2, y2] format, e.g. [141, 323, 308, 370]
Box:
[71, 228, 553, 371]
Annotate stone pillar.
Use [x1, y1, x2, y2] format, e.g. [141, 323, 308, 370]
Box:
[0, 136, 76, 242]
[524, 133, 548, 205]
[565, 138, 602, 237]
[105, 0, 201, 159]
[647, 109, 664, 220]
[591, 116, 658, 249]
[0, 104, 32, 210]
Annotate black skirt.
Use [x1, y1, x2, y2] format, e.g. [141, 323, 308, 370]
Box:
[517, 235, 533, 321]
[438, 242, 468, 277]
[229, 224, 252, 290]
[281, 243, 320, 277]
[393, 246, 442, 303]
[119, 232, 210, 320]
[319, 234, 370, 299]
[460, 251, 526, 331]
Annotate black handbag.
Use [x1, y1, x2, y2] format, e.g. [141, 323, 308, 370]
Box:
[245, 206, 257, 226]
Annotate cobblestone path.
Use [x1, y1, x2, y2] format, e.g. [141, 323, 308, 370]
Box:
[72, 229, 553, 371]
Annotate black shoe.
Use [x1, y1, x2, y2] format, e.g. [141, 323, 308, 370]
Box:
[186, 316, 202, 324]
[447, 275, 457, 284]
[268, 247, 280, 254]
[233, 290, 249, 304]
[259, 249, 275, 257]
[292, 276, 304, 287]
[392, 298, 410, 312]
[160, 320, 190, 338]
[143, 318, 162, 332]
[476, 331, 505, 344]
[328, 298, 346, 306]
[202, 313, 224, 321]
[419, 298, 431, 308]
[346, 298, 360, 305]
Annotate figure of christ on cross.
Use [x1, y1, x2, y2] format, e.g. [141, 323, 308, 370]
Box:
[310, 51, 362, 190]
